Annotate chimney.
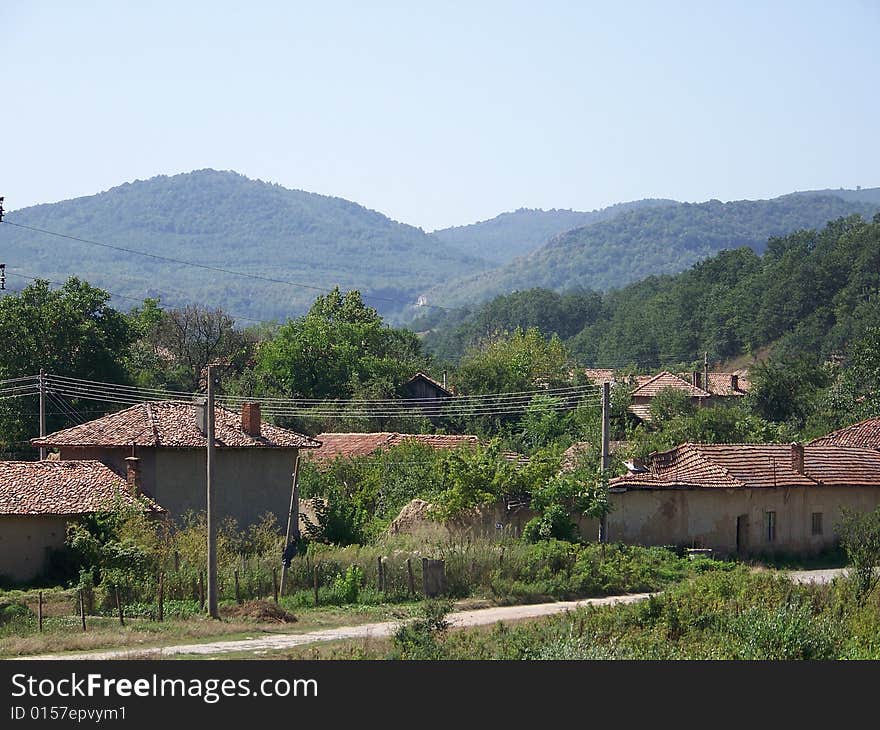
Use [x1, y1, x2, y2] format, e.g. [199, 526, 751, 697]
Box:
[791, 443, 805, 475]
[241, 402, 261, 437]
[731, 374, 739, 391]
[442, 369, 447, 390]
[125, 456, 142, 496]
[692, 371, 702, 389]
[193, 396, 208, 435]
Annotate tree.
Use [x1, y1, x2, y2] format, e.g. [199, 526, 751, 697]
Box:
[0, 278, 134, 450]
[255, 288, 428, 401]
[128, 302, 256, 391]
[455, 327, 573, 395]
[837, 506, 880, 603]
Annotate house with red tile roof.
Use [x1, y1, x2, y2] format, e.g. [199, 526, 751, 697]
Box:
[809, 417, 880, 450]
[606, 441, 880, 554]
[0, 460, 163, 582]
[31, 401, 321, 530]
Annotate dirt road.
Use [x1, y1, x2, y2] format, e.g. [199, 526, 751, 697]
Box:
[19, 593, 652, 661]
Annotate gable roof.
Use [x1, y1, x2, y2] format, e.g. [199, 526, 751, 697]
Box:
[610, 442, 880, 490]
[0, 460, 164, 516]
[705, 372, 750, 396]
[810, 417, 880, 449]
[31, 402, 321, 450]
[631, 371, 712, 398]
[306, 432, 480, 464]
[405, 372, 452, 397]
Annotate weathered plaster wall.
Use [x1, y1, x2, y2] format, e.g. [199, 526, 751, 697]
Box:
[0, 516, 68, 582]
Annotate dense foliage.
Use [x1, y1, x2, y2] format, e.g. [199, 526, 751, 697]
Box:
[2, 169, 489, 322]
[430, 199, 676, 265]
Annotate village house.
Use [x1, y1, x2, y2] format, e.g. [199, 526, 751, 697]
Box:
[30, 401, 321, 529]
[305, 432, 480, 466]
[809, 416, 880, 449]
[585, 368, 750, 422]
[606, 441, 880, 555]
[0, 460, 163, 582]
[403, 372, 453, 421]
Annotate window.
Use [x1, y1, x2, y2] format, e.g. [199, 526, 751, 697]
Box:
[765, 511, 776, 543]
[812, 512, 823, 536]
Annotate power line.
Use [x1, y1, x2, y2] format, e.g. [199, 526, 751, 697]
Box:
[1, 219, 469, 314]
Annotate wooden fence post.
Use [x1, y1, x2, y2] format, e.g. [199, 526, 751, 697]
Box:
[115, 585, 125, 627]
[79, 590, 86, 632]
[406, 558, 415, 596]
[198, 571, 205, 611]
[421, 558, 429, 597]
[273, 567, 279, 603]
[38, 591, 43, 633]
[377, 556, 384, 592]
[234, 570, 241, 604]
[313, 565, 320, 606]
[157, 572, 165, 622]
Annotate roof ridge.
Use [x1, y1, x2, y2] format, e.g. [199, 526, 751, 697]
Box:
[683, 443, 747, 487]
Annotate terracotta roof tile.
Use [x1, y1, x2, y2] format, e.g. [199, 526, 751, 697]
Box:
[31, 402, 321, 450]
[610, 443, 880, 490]
[306, 432, 481, 464]
[631, 371, 711, 398]
[810, 418, 880, 449]
[0, 460, 163, 515]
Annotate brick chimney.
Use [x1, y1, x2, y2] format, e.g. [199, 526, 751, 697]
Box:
[692, 371, 702, 389]
[731, 374, 739, 391]
[791, 443, 805, 475]
[125, 456, 142, 496]
[241, 402, 261, 437]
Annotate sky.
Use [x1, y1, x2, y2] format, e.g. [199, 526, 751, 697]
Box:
[2, 1, 879, 231]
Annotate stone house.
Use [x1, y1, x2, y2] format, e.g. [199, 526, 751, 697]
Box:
[31, 401, 321, 529]
[606, 441, 880, 554]
[0, 460, 163, 582]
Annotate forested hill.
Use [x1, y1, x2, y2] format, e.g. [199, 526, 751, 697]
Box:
[419, 193, 880, 309]
[2, 170, 491, 322]
[422, 212, 880, 369]
[430, 198, 677, 264]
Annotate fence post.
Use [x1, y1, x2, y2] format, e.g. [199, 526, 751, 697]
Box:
[406, 558, 415, 596]
[273, 567, 279, 603]
[377, 556, 384, 592]
[38, 591, 43, 632]
[421, 558, 429, 597]
[234, 570, 241, 604]
[79, 590, 86, 632]
[115, 585, 125, 627]
[198, 571, 205, 611]
[157, 572, 165, 622]
[313, 565, 320, 606]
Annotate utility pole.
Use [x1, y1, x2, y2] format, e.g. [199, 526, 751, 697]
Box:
[38, 369, 46, 460]
[206, 365, 219, 619]
[599, 381, 611, 544]
[279, 453, 301, 597]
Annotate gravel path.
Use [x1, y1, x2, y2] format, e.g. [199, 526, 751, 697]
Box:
[19, 593, 652, 661]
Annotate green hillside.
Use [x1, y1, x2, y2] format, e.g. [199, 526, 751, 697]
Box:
[422, 212, 880, 370]
[1, 170, 491, 322]
[420, 194, 880, 309]
[430, 198, 677, 264]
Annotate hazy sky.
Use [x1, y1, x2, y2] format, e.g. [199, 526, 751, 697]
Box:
[2, 1, 878, 231]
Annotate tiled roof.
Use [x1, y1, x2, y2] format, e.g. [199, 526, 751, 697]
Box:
[631, 371, 711, 398]
[306, 432, 481, 464]
[706, 372, 750, 396]
[31, 402, 321, 450]
[610, 442, 880, 490]
[0, 460, 164, 515]
[584, 369, 616, 384]
[810, 418, 880, 449]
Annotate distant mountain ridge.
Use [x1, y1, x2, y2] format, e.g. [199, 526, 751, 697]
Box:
[430, 198, 677, 264]
[1, 169, 492, 322]
[418, 191, 880, 310]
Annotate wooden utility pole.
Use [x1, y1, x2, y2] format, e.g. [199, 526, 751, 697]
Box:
[599, 381, 611, 544]
[206, 365, 219, 619]
[279, 453, 301, 597]
[38, 369, 46, 460]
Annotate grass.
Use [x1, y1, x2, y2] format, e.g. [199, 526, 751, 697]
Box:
[0, 601, 421, 658]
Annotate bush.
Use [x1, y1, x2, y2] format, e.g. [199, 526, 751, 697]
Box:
[330, 565, 363, 605]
